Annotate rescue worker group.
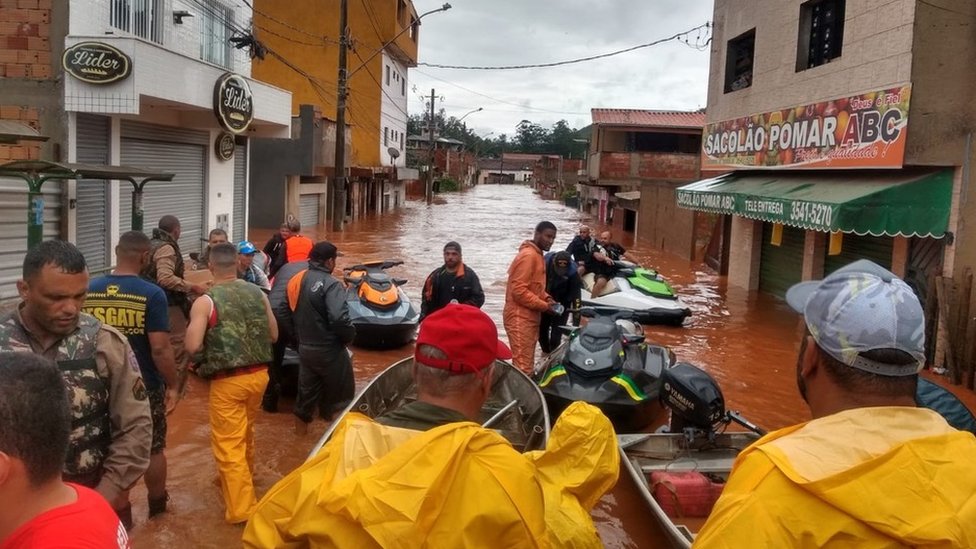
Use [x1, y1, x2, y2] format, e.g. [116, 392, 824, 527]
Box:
[2, 213, 975, 548]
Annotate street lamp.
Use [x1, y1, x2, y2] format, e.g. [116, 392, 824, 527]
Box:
[457, 107, 482, 123]
[334, 2, 452, 230]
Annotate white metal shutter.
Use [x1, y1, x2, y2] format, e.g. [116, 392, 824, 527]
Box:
[233, 142, 247, 241]
[299, 194, 320, 228]
[120, 139, 207, 255]
[75, 113, 111, 273]
[0, 177, 62, 301]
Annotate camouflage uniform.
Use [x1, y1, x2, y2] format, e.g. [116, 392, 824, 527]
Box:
[199, 279, 273, 523]
[144, 228, 192, 392]
[0, 308, 151, 501]
[199, 280, 273, 378]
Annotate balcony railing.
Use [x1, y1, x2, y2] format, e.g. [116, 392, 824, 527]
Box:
[110, 0, 163, 44]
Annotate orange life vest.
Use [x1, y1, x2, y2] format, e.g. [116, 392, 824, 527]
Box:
[286, 235, 314, 263]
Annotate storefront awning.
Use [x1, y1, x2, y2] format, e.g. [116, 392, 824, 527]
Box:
[675, 169, 953, 238]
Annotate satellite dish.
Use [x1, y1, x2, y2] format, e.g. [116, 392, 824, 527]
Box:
[387, 147, 401, 159]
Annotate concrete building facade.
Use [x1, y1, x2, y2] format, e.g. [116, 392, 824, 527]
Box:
[677, 0, 970, 304]
[250, 0, 419, 228]
[0, 0, 291, 300]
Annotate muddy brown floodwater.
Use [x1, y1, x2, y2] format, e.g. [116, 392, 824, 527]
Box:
[129, 184, 976, 548]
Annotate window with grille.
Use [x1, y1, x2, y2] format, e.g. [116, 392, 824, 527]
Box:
[110, 0, 163, 43]
[796, 0, 845, 71]
[200, 0, 234, 69]
[384, 127, 389, 146]
[724, 29, 755, 93]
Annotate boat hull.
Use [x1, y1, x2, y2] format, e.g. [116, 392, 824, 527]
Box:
[619, 432, 760, 548]
[309, 357, 550, 459]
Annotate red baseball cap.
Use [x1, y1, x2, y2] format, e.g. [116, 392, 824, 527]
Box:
[415, 304, 512, 373]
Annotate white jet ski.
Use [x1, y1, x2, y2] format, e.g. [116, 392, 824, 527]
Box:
[580, 261, 691, 326]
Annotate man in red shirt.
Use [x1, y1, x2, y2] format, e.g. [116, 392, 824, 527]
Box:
[0, 352, 129, 548]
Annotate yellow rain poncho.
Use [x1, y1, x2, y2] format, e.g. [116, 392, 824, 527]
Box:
[693, 407, 976, 548]
[243, 401, 618, 548]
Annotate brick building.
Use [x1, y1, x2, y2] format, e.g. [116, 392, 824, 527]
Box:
[582, 108, 706, 260]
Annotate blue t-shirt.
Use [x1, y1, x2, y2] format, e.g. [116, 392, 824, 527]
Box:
[84, 274, 170, 390]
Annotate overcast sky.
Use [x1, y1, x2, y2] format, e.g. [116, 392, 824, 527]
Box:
[408, 0, 714, 138]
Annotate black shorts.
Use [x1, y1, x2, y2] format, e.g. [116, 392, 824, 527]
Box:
[589, 262, 614, 279]
[148, 386, 167, 454]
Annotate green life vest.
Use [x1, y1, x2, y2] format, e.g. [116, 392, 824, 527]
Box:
[198, 280, 273, 378]
[0, 312, 110, 478]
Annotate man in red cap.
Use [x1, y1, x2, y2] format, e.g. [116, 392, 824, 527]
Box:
[244, 303, 619, 548]
[378, 303, 512, 431]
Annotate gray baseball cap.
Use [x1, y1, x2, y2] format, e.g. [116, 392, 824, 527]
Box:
[785, 259, 925, 377]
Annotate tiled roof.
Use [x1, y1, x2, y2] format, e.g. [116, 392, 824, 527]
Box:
[502, 152, 544, 162]
[591, 109, 705, 129]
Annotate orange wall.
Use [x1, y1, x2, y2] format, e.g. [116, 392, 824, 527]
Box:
[252, 0, 418, 167]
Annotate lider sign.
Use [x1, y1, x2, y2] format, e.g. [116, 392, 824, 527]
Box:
[213, 73, 254, 134]
[62, 42, 132, 84]
[702, 84, 911, 170]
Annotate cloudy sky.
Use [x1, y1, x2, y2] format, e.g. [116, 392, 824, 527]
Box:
[408, 0, 715, 138]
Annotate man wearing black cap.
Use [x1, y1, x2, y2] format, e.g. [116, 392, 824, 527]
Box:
[286, 241, 355, 435]
[695, 260, 976, 547]
[419, 241, 485, 321]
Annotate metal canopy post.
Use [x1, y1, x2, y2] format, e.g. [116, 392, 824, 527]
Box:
[0, 160, 174, 250]
[125, 176, 172, 231]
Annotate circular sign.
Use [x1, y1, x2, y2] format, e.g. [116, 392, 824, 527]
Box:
[62, 41, 132, 85]
[215, 132, 235, 161]
[213, 73, 254, 134]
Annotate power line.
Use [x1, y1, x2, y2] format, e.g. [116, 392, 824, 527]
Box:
[243, 0, 338, 40]
[254, 23, 338, 47]
[412, 69, 589, 116]
[352, 48, 410, 119]
[418, 22, 711, 70]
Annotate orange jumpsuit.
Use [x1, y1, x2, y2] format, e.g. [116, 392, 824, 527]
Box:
[503, 240, 551, 373]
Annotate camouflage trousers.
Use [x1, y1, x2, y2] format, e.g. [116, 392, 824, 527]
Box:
[168, 305, 189, 395]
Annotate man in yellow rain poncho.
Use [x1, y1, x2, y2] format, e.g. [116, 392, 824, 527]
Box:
[694, 261, 976, 548]
[243, 304, 619, 549]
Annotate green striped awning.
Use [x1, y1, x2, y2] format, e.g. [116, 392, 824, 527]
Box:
[675, 169, 952, 238]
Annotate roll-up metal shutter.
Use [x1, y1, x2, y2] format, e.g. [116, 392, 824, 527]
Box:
[825, 233, 893, 275]
[0, 177, 62, 301]
[75, 113, 111, 273]
[233, 143, 247, 241]
[759, 223, 805, 298]
[120, 139, 206, 256]
[299, 194, 320, 228]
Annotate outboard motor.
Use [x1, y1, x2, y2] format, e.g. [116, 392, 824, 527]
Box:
[661, 362, 765, 438]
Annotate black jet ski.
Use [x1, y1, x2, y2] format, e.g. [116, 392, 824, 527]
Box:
[344, 260, 419, 349]
[534, 306, 675, 431]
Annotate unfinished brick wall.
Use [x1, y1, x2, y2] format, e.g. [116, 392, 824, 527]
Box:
[0, 0, 52, 160]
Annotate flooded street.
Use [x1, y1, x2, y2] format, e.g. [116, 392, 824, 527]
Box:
[129, 184, 974, 548]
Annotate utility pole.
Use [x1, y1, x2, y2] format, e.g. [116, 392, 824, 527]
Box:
[425, 88, 436, 204]
[332, 0, 349, 231]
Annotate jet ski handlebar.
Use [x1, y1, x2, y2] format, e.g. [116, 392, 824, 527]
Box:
[577, 305, 640, 322]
